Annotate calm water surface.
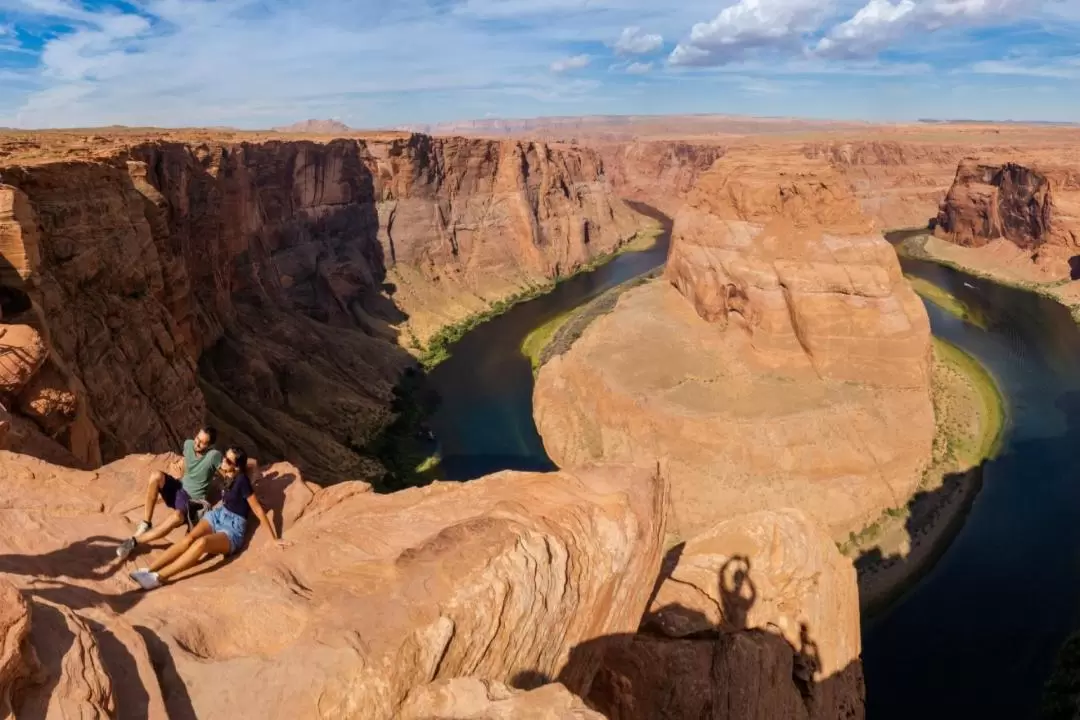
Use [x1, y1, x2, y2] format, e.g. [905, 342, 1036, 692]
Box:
[864, 251, 1080, 719]
[430, 217, 1080, 718]
[428, 202, 671, 480]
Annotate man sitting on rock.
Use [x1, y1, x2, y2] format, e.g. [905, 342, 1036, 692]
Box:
[116, 426, 223, 560]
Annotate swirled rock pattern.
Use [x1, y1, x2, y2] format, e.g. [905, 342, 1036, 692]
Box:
[0, 452, 667, 719]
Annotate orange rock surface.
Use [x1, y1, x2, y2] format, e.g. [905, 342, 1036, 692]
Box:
[934, 160, 1080, 263]
[0, 453, 667, 718]
[589, 509, 864, 720]
[534, 151, 934, 541]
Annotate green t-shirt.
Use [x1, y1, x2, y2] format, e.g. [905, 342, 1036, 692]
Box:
[180, 439, 222, 500]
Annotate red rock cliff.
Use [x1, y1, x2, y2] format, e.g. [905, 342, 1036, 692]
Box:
[0, 135, 640, 479]
[934, 159, 1080, 251]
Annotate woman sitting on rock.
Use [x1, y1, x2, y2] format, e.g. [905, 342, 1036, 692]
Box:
[130, 445, 278, 590]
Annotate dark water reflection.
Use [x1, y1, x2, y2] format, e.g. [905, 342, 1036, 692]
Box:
[427, 203, 672, 480]
[864, 250, 1080, 719]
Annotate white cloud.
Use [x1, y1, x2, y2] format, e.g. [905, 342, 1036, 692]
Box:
[626, 61, 653, 74]
[550, 54, 591, 72]
[669, 0, 832, 66]
[816, 0, 1041, 58]
[614, 26, 663, 54]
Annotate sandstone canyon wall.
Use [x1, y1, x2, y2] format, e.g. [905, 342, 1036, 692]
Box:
[596, 141, 726, 214]
[534, 150, 935, 541]
[0, 135, 640, 480]
[934, 160, 1080, 254]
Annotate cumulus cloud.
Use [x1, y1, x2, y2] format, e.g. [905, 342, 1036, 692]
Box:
[550, 54, 591, 72]
[816, 0, 1037, 58]
[626, 61, 653, 74]
[669, 0, 831, 66]
[614, 26, 663, 54]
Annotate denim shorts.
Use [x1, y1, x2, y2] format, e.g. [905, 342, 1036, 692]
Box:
[205, 506, 247, 555]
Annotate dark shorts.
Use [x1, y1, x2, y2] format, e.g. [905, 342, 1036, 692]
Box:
[160, 475, 191, 515]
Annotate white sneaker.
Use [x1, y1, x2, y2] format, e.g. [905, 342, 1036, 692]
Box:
[130, 569, 161, 591]
[134, 520, 152, 536]
[116, 536, 137, 560]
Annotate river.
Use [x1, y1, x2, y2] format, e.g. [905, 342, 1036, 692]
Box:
[427, 202, 672, 480]
[865, 249, 1080, 719]
[428, 214, 1080, 718]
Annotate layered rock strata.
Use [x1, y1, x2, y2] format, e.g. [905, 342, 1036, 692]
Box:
[585, 510, 864, 719]
[0, 453, 667, 718]
[0, 136, 639, 479]
[534, 151, 934, 541]
[934, 160, 1080, 255]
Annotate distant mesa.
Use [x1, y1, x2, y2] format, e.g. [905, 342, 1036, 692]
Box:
[272, 118, 353, 134]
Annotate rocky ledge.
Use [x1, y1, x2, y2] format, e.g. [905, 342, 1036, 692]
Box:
[534, 149, 935, 542]
[0, 448, 865, 719]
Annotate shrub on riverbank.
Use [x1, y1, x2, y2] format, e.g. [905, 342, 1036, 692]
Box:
[839, 337, 1006, 612]
[520, 269, 662, 372]
[419, 222, 662, 370]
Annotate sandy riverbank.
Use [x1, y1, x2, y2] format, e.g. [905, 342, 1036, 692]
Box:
[844, 332, 1005, 616]
[898, 232, 1080, 323]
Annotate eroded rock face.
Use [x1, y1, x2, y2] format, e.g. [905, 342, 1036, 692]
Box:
[802, 140, 976, 230]
[535, 152, 934, 541]
[0, 453, 667, 719]
[578, 510, 864, 720]
[934, 160, 1080, 252]
[598, 141, 726, 214]
[0, 135, 639, 480]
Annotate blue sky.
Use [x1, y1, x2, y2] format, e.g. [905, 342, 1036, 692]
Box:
[0, 0, 1077, 129]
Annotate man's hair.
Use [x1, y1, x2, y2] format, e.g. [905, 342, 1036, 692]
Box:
[198, 426, 218, 444]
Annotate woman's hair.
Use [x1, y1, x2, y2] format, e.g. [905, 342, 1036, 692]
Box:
[223, 445, 249, 488]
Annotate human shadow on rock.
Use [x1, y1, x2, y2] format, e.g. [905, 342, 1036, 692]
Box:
[514, 554, 864, 719]
[0, 536, 133, 583]
[252, 467, 298, 538]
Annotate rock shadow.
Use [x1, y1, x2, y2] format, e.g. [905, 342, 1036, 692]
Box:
[0, 535, 132, 583]
[136, 626, 198, 720]
[512, 554, 864, 719]
[1069, 255, 1080, 281]
[852, 464, 986, 619]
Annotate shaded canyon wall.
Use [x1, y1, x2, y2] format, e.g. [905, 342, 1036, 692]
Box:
[0, 136, 640, 480]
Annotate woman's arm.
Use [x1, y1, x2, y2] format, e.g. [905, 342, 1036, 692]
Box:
[247, 493, 279, 541]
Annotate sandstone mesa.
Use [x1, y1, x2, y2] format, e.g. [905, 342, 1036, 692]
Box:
[535, 149, 935, 542]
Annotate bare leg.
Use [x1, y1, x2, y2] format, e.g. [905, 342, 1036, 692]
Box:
[142, 471, 166, 524]
[149, 519, 212, 573]
[156, 532, 231, 582]
[135, 511, 185, 543]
